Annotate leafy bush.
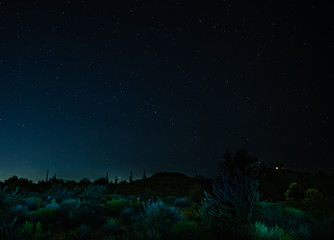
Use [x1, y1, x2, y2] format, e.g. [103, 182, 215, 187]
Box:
[9, 204, 29, 220]
[45, 199, 60, 210]
[44, 184, 73, 202]
[253, 201, 311, 239]
[66, 199, 103, 226]
[120, 207, 142, 223]
[0, 217, 18, 240]
[60, 198, 80, 211]
[25, 197, 43, 211]
[0, 186, 21, 210]
[79, 185, 106, 203]
[17, 221, 50, 240]
[28, 208, 58, 225]
[134, 200, 184, 240]
[252, 221, 284, 240]
[105, 199, 128, 215]
[104, 218, 117, 235]
[284, 182, 304, 206]
[196, 168, 260, 224]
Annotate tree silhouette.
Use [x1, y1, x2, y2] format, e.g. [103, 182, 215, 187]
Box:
[219, 150, 258, 178]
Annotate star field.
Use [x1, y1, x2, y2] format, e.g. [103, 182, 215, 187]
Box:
[0, 0, 332, 181]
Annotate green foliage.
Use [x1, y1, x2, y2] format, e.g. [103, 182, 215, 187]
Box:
[252, 221, 284, 240]
[28, 208, 58, 224]
[25, 197, 43, 211]
[134, 200, 184, 240]
[0, 217, 18, 240]
[302, 188, 334, 220]
[79, 185, 106, 203]
[104, 218, 117, 235]
[17, 221, 50, 240]
[45, 199, 60, 209]
[284, 182, 304, 206]
[9, 204, 29, 220]
[0, 186, 21, 210]
[106, 199, 128, 215]
[67, 199, 102, 226]
[120, 207, 142, 223]
[253, 201, 311, 239]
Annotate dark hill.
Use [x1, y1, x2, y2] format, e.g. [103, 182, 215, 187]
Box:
[109, 172, 209, 200]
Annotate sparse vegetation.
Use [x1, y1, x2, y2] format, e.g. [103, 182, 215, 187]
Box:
[0, 153, 333, 239]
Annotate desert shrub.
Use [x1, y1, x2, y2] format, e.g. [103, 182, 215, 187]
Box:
[104, 218, 117, 235]
[120, 207, 142, 223]
[174, 197, 192, 207]
[303, 188, 323, 208]
[17, 221, 50, 240]
[252, 201, 311, 239]
[60, 198, 80, 211]
[0, 186, 22, 210]
[79, 185, 106, 203]
[44, 184, 73, 202]
[9, 204, 29, 220]
[76, 224, 91, 240]
[45, 199, 60, 210]
[252, 222, 284, 240]
[0, 217, 18, 240]
[105, 199, 128, 215]
[28, 208, 58, 225]
[196, 168, 260, 224]
[25, 197, 43, 211]
[134, 200, 184, 240]
[303, 188, 334, 218]
[67, 199, 103, 226]
[284, 182, 304, 207]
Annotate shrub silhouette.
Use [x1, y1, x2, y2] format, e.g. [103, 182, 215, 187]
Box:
[197, 151, 260, 224]
[284, 182, 304, 207]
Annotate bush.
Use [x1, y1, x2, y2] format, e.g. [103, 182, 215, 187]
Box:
[252, 221, 284, 240]
[106, 199, 128, 215]
[79, 185, 106, 203]
[0, 186, 21, 210]
[284, 182, 304, 206]
[104, 218, 117, 235]
[17, 221, 50, 240]
[302, 188, 333, 216]
[9, 204, 29, 220]
[252, 201, 311, 239]
[25, 197, 43, 211]
[120, 207, 142, 223]
[45, 199, 60, 210]
[134, 200, 184, 240]
[196, 168, 260, 224]
[44, 184, 73, 202]
[0, 217, 18, 240]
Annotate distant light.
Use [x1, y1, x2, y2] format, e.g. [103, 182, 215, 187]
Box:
[275, 167, 279, 170]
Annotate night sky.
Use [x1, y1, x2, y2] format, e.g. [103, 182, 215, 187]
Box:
[0, 1, 332, 182]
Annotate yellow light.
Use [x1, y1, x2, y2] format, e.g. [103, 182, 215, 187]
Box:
[275, 167, 279, 170]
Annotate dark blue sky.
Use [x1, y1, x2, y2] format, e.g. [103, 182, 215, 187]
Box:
[0, 1, 332, 181]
